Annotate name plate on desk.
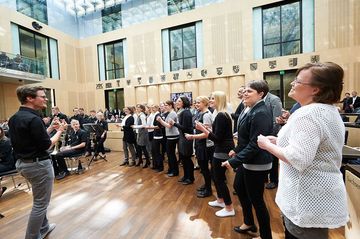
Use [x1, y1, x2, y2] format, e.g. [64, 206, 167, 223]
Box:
[345, 169, 360, 238]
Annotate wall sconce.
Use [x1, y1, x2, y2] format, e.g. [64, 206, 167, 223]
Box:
[32, 21, 42, 31]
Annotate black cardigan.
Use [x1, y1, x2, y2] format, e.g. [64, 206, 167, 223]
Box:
[208, 112, 234, 154]
[229, 101, 273, 168]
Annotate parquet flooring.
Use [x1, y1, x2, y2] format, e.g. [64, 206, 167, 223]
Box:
[0, 152, 345, 239]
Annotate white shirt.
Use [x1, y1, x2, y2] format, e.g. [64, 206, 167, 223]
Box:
[276, 103, 348, 228]
[146, 112, 155, 132]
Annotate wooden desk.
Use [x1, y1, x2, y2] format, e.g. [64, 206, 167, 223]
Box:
[345, 165, 360, 239]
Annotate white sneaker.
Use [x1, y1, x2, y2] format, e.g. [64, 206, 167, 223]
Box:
[215, 208, 235, 217]
[208, 200, 225, 208]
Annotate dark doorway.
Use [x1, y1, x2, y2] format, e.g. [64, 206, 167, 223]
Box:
[105, 88, 124, 112]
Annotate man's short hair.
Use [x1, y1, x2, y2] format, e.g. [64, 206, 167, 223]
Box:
[16, 85, 45, 104]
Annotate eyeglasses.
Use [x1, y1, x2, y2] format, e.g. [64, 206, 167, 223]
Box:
[36, 95, 47, 99]
[292, 77, 312, 86]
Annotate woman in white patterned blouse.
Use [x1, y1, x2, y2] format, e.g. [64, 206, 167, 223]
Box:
[257, 62, 348, 239]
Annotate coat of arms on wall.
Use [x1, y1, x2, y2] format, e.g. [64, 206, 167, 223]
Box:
[269, 60, 277, 69]
[105, 83, 112, 88]
[289, 58, 298, 67]
[216, 67, 223, 76]
[126, 79, 131, 85]
[173, 73, 179, 80]
[311, 55, 320, 63]
[160, 74, 166, 82]
[96, 83, 103, 89]
[186, 71, 192, 79]
[250, 63, 257, 71]
[149, 76, 154, 84]
[233, 65, 240, 74]
[137, 77, 142, 85]
[116, 80, 120, 87]
[201, 69, 207, 77]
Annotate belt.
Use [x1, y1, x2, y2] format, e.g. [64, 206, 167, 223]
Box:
[20, 156, 50, 163]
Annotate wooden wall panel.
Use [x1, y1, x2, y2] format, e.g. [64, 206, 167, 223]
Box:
[147, 85, 159, 105]
[158, 84, 171, 103]
[135, 86, 148, 105]
[228, 75, 245, 110]
[198, 79, 213, 97]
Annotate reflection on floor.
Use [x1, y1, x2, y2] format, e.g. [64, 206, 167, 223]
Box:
[0, 152, 344, 239]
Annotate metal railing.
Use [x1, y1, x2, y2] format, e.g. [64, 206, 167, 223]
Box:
[0, 51, 47, 76]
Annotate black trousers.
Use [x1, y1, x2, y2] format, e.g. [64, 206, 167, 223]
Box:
[53, 149, 84, 174]
[212, 156, 232, 205]
[152, 138, 164, 170]
[234, 165, 272, 239]
[196, 144, 214, 191]
[180, 153, 194, 181]
[166, 139, 178, 174]
[269, 155, 279, 184]
[96, 136, 106, 155]
[137, 145, 149, 164]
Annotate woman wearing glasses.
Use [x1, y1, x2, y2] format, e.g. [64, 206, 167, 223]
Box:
[258, 62, 348, 239]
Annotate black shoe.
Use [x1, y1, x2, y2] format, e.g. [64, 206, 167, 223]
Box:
[194, 165, 200, 170]
[142, 164, 149, 168]
[182, 179, 194, 185]
[155, 168, 163, 172]
[234, 225, 257, 234]
[197, 189, 212, 198]
[129, 162, 135, 167]
[197, 185, 206, 192]
[178, 177, 185, 182]
[265, 182, 278, 189]
[167, 173, 178, 177]
[120, 162, 129, 166]
[55, 171, 69, 180]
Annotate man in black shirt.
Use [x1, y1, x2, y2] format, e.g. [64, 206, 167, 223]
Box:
[51, 106, 68, 123]
[53, 119, 87, 180]
[8, 85, 65, 239]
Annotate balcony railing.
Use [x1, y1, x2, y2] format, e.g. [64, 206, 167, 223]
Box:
[0, 51, 47, 76]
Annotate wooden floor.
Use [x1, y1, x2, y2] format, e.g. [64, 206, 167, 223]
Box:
[0, 152, 344, 239]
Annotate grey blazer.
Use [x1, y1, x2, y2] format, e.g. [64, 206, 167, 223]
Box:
[264, 92, 282, 135]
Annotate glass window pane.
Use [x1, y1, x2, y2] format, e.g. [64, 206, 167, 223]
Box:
[170, 29, 183, 60]
[183, 57, 196, 69]
[263, 6, 281, 45]
[114, 42, 124, 69]
[168, 0, 195, 15]
[102, 5, 122, 33]
[283, 72, 297, 109]
[107, 70, 115, 80]
[264, 44, 280, 58]
[105, 44, 114, 71]
[19, 29, 36, 58]
[35, 35, 49, 76]
[183, 26, 196, 58]
[281, 2, 300, 42]
[17, 0, 48, 24]
[282, 40, 300, 56]
[171, 59, 183, 71]
[264, 73, 281, 97]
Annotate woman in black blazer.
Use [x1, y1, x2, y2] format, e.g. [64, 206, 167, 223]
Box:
[119, 107, 137, 166]
[223, 80, 273, 239]
[170, 96, 194, 185]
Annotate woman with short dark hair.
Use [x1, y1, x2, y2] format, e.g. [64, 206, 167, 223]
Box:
[258, 62, 348, 239]
[222, 80, 273, 239]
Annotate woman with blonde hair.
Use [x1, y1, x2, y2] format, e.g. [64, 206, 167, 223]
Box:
[186, 96, 214, 197]
[95, 112, 108, 158]
[196, 91, 235, 217]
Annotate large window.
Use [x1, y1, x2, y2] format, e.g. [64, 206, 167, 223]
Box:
[19, 27, 50, 77]
[169, 24, 197, 71]
[264, 70, 297, 109]
[102, 5, 122, 33]
[105, 89, 124, 113]
[168, 0, 195, 15]
[16, 0, 48, 24]
[103, 40, 125, 80]
[262, 1, 301, 58]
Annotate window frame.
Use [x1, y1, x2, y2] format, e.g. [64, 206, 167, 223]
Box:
[261, 0, 303, 58]
[18, 26, 52, 78]
[101, 4, 122, 33]
[168, 22, 197, 72]
[103, 39, 125, 81]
